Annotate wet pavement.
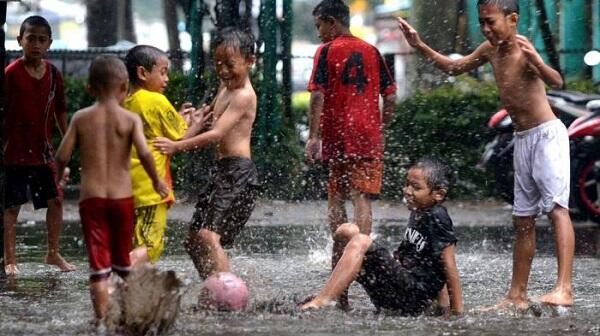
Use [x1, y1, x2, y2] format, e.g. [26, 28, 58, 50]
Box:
[2, 199, 600, 335]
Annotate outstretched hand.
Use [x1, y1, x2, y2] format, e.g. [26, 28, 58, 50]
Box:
[191, 104, 213, 130]
[179, 102, 196, 126]
[516, 35, 543, 66]
[153, 137, 178, 155]
[397, 17, 422, 48]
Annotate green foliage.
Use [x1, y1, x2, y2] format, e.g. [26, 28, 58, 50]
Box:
[383, 77, 500, 199]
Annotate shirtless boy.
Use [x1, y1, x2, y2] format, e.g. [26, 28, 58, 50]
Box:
[153, 27, 260, 278]
[55, 55, 168, 321]
[398, 0, 573, 308]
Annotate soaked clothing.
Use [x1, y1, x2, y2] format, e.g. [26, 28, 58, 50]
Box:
[513, 119, 570, 216]
[328, 158, 383, 196]
[357, 205, 457, 314]
[308, 35, 396, 162]
[79, 197, 135, 282]
[190, 157, 260, 248]
[124, 89, 187, 208]
[4, 59, 66, 165]
[133, 203, 168, 263]
[4, 162, 62, 209]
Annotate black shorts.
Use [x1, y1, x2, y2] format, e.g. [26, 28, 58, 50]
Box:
[356, 242, 432, 315]
[4, 163, 61, 209]
[190, 157, 260, 248]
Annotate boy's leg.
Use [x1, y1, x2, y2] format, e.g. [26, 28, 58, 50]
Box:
[44, 197, 75, 271]
[89, 279, 110, 320]
[185, 228, 229, 278]
[500, 215, 537, 310]
[131, 204, 168, 266]
[536, 205, 574, 306]
[301, 233, 372, 310]
[350, 189, 372, 234]
[3, 206, 21, 276]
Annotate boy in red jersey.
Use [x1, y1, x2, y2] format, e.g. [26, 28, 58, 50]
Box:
[3, 16, 74, 276]
[304, 0, 396, 308]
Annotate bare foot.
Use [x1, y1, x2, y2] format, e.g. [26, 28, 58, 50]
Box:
[5, 264, 20, 277]
[478, 297, 530, 313]
[534, 288, 573, 307]
[45, 254, 76, 272]
[300, 297, 336, 310]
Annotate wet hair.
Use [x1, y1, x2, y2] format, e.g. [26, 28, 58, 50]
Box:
[213, 27, 256, 59]
[477, 0, 519, 15]
[410, 157, 453, 193]
[19, 15, 52, 38]
[312, 0, 350, 28]
[124, 45, 167, 86]
[88, 55, 128, 94]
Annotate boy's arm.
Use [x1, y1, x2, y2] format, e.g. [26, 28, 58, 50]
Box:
[54, 114, 78, 183]
[131, 115, 169, 198]
[398, 18, 488, 75]
[153, 91, 252, 154]
[382, 93, 396, 128]
[55, 72, 68, 136]
[516, 35, 564, 89]
[304, 91, 324, 163]
[441, 244, 463, 315]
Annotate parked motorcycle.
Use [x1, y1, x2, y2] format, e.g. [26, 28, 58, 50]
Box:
[478, 90, 600, 223]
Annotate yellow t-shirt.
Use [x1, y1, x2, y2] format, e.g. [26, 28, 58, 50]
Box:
[124, 89, 187, 208]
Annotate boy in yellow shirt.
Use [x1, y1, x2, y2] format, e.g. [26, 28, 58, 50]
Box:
[124, 45, 207, 264]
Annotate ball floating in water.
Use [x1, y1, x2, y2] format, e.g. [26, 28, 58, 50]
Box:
[200, 272, 249, 311]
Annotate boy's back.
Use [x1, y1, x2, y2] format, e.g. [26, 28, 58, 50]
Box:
[70, 103, 138, 200]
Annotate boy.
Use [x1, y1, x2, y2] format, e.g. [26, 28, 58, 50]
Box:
[153, 27, 260, 278]
[3, 15, 75, 276]
[54, 55, 169, 321]
[398, 0, 573, 309]
[124, 45, 206, 265]
[301, 158, 463, 316]
[304, 0, 396, 308]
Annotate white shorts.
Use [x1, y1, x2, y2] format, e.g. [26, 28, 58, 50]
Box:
[513, 119, 570, 217]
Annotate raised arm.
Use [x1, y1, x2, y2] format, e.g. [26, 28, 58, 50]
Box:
[441, 244, 463, 315]
[54, 113, 79, 183]
[153, 90, 251, 154]
[131, 115, 169, 198]
[516, 35, 564, 89]
[398, 17, 489, 75]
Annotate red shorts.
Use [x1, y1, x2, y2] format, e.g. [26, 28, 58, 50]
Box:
[328, 159, 383, 196]
[79, 197, 135, 282]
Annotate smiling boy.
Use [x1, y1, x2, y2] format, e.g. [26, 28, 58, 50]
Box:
[397, 0, 573, 309]
[153, 27, 260, 278]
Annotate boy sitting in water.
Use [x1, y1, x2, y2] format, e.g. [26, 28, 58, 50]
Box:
[398, 0, 573, 309]
[124, 45, 207, 265]
[55, 55, 169, 321]
[302, 158, 463, 316]
[153, 27, 260, 278]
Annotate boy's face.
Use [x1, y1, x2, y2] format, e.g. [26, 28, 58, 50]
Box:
[17, 24, 52, 61]
[403, 167, 445, 211]
[214, 44, 254, 90]
[139, 55, 170, 93]
[478, 5, 518, 46]
[314, 17, 335, 43]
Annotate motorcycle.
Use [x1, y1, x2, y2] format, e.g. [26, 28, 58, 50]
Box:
[478, 90, 600, 222]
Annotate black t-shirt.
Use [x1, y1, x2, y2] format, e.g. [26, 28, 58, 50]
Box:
[393, 204, 457, 295]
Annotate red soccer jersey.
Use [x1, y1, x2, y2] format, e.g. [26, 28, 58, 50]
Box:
[308, 35, 396, 162]
[4, 59, 66, 165]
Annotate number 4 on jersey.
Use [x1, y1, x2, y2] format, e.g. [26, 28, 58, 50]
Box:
[342, 52, 367, 94]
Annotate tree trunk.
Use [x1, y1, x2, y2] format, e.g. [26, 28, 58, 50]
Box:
[86, 0, 118, 47]
[120, 0, 137, 43]
[164, 0, 183, 71]
[410, 0, 460, 89]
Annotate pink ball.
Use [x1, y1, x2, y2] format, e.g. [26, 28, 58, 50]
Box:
[200, 272, 249, 311]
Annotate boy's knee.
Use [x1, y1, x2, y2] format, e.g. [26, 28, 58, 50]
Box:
[346, 234, 372, 252]
[198, 229, 221, 247]
[513, 216, 536, 231]
[334, 223, 359, 240]
[4, 206, 20, 218]
[47, 198, 62, 209]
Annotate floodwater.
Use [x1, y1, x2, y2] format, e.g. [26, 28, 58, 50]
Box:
[1, 202, 600, 335]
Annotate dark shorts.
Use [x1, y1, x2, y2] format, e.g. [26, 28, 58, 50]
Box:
[79, 197, 135, 282]
[356, 243, 433, 315]
[190, 157, 260, 248]
[4, 163, 62, 209]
